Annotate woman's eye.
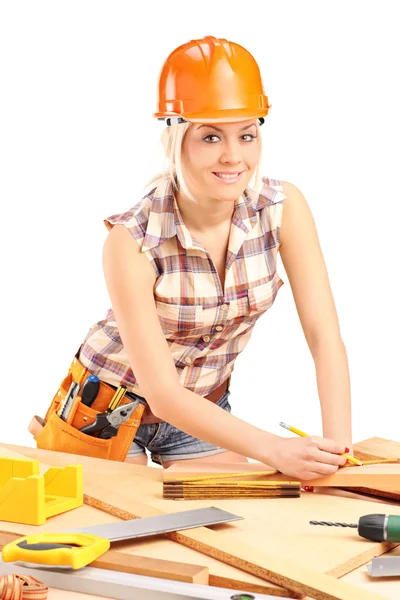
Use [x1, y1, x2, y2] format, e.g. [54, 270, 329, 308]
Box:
[203, 134, 220, 143]
[203, 133, 257, 143]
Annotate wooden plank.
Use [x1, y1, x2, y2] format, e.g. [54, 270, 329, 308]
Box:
[164, 460, 400, 491]
[344, 444, 400, 501]
[91, 551, 208, 584]
[0, 444, 160, 479]
[354, 438, 400, 459]
[0, 532, 208, 584]
[298, 464, 400, 490]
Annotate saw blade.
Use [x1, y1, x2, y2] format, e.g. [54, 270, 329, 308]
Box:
[66, 506, 243, 542]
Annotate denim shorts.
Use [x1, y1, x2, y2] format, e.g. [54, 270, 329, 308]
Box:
[123, 389, 232, 465]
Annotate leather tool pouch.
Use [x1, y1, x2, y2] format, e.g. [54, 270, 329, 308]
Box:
[31, 347, 144, 461]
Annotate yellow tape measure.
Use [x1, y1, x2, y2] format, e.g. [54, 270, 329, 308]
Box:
[2, 533, 110, 569]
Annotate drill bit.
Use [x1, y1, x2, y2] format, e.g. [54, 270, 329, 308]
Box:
[310, 520, 358, 528]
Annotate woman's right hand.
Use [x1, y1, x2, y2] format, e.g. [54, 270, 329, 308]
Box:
[268, 435, 348, 480]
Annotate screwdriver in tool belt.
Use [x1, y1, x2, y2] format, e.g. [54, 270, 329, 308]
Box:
[310, 513, 400, 542]
[80, 375, 100, 407]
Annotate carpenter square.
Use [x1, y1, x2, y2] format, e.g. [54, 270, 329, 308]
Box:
[2, 507, 243, 569]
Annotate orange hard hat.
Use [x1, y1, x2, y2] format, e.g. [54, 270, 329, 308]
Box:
[153, 36, 271, 125]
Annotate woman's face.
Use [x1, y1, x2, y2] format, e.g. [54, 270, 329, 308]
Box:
[180, 119, 261, 202]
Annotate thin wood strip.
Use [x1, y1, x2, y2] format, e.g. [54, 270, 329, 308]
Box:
[163, 487, 299, 492]
[163, 493, 299, 496]
[345, 459, 400, 467]
[164, 495, 299, 499]
[83, 490, 386, 600]
[209, 574, 297, 598]
[164, 480, 299, 486]
[339, 487, 400, 502]
[163, 490, 300, 495]
[164, 470, 278, 483]
[0, 532, 209, 584]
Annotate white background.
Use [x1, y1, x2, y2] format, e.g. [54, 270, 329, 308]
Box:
[1, 0, 399, 453]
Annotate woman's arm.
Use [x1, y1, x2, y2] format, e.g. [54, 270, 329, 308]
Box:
[102, 224, 348, 478]
[279, 181, 353, 452]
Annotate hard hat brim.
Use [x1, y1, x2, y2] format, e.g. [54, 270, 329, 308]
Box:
[153, 107, 269, 124]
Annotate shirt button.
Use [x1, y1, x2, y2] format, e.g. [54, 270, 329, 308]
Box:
[184, 357, 193, 365]
[215, 325, 223, 331]
[202, 335, 211, 342]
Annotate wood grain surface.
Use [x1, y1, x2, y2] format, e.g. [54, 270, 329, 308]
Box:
[1, 439, 399, 600]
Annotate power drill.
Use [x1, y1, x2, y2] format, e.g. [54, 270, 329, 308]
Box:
[310, 513, 400, 542]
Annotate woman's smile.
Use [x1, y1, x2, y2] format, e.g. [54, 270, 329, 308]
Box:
[211, 171, 244, 184]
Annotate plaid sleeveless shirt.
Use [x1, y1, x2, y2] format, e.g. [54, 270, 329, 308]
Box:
[79, 175, 287, 397]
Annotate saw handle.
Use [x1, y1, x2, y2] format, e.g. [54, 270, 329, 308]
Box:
[1, 533, 110, 569]
[17, 540, 77, 551]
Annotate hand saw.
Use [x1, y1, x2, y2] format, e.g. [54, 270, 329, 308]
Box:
[2, 507, 243, 569]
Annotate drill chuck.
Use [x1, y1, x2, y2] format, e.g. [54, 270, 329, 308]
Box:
[359, 514, 400, 542]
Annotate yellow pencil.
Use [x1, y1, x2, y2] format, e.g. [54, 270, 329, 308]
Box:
[279, 422, 363, 466]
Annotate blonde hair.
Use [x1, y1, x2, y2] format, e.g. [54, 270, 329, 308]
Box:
[144, 120, 264, 201]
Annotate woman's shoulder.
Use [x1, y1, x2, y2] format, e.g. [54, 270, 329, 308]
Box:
[261, 175, 285, 189]
[103, 192, 153, 233]
[104, 177, 171, 233]
[262, 175, 297, 194]
[257, 175, 287, 206]
[261, 177, 308, 208]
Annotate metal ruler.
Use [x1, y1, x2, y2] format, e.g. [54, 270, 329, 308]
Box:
[0, 556, 290, 600]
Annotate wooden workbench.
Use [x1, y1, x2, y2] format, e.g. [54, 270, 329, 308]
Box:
[1, 439, 400, 600]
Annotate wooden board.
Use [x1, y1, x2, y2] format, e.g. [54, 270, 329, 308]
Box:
[342, 441, 400, 501]
[354, 438, 400, 458]
[164, 460, 400, 491]
[1, 441, 399, 600]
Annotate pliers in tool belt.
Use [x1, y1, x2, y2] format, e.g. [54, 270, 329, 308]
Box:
[79, 400, 140, 439]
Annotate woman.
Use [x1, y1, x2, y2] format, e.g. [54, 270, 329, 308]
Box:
[37, 36, 353, 479]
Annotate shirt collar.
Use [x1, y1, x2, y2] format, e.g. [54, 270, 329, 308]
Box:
[141, 176, 286, 252]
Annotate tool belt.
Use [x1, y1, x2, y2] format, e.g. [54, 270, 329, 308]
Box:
[29, 347, 145, 462]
